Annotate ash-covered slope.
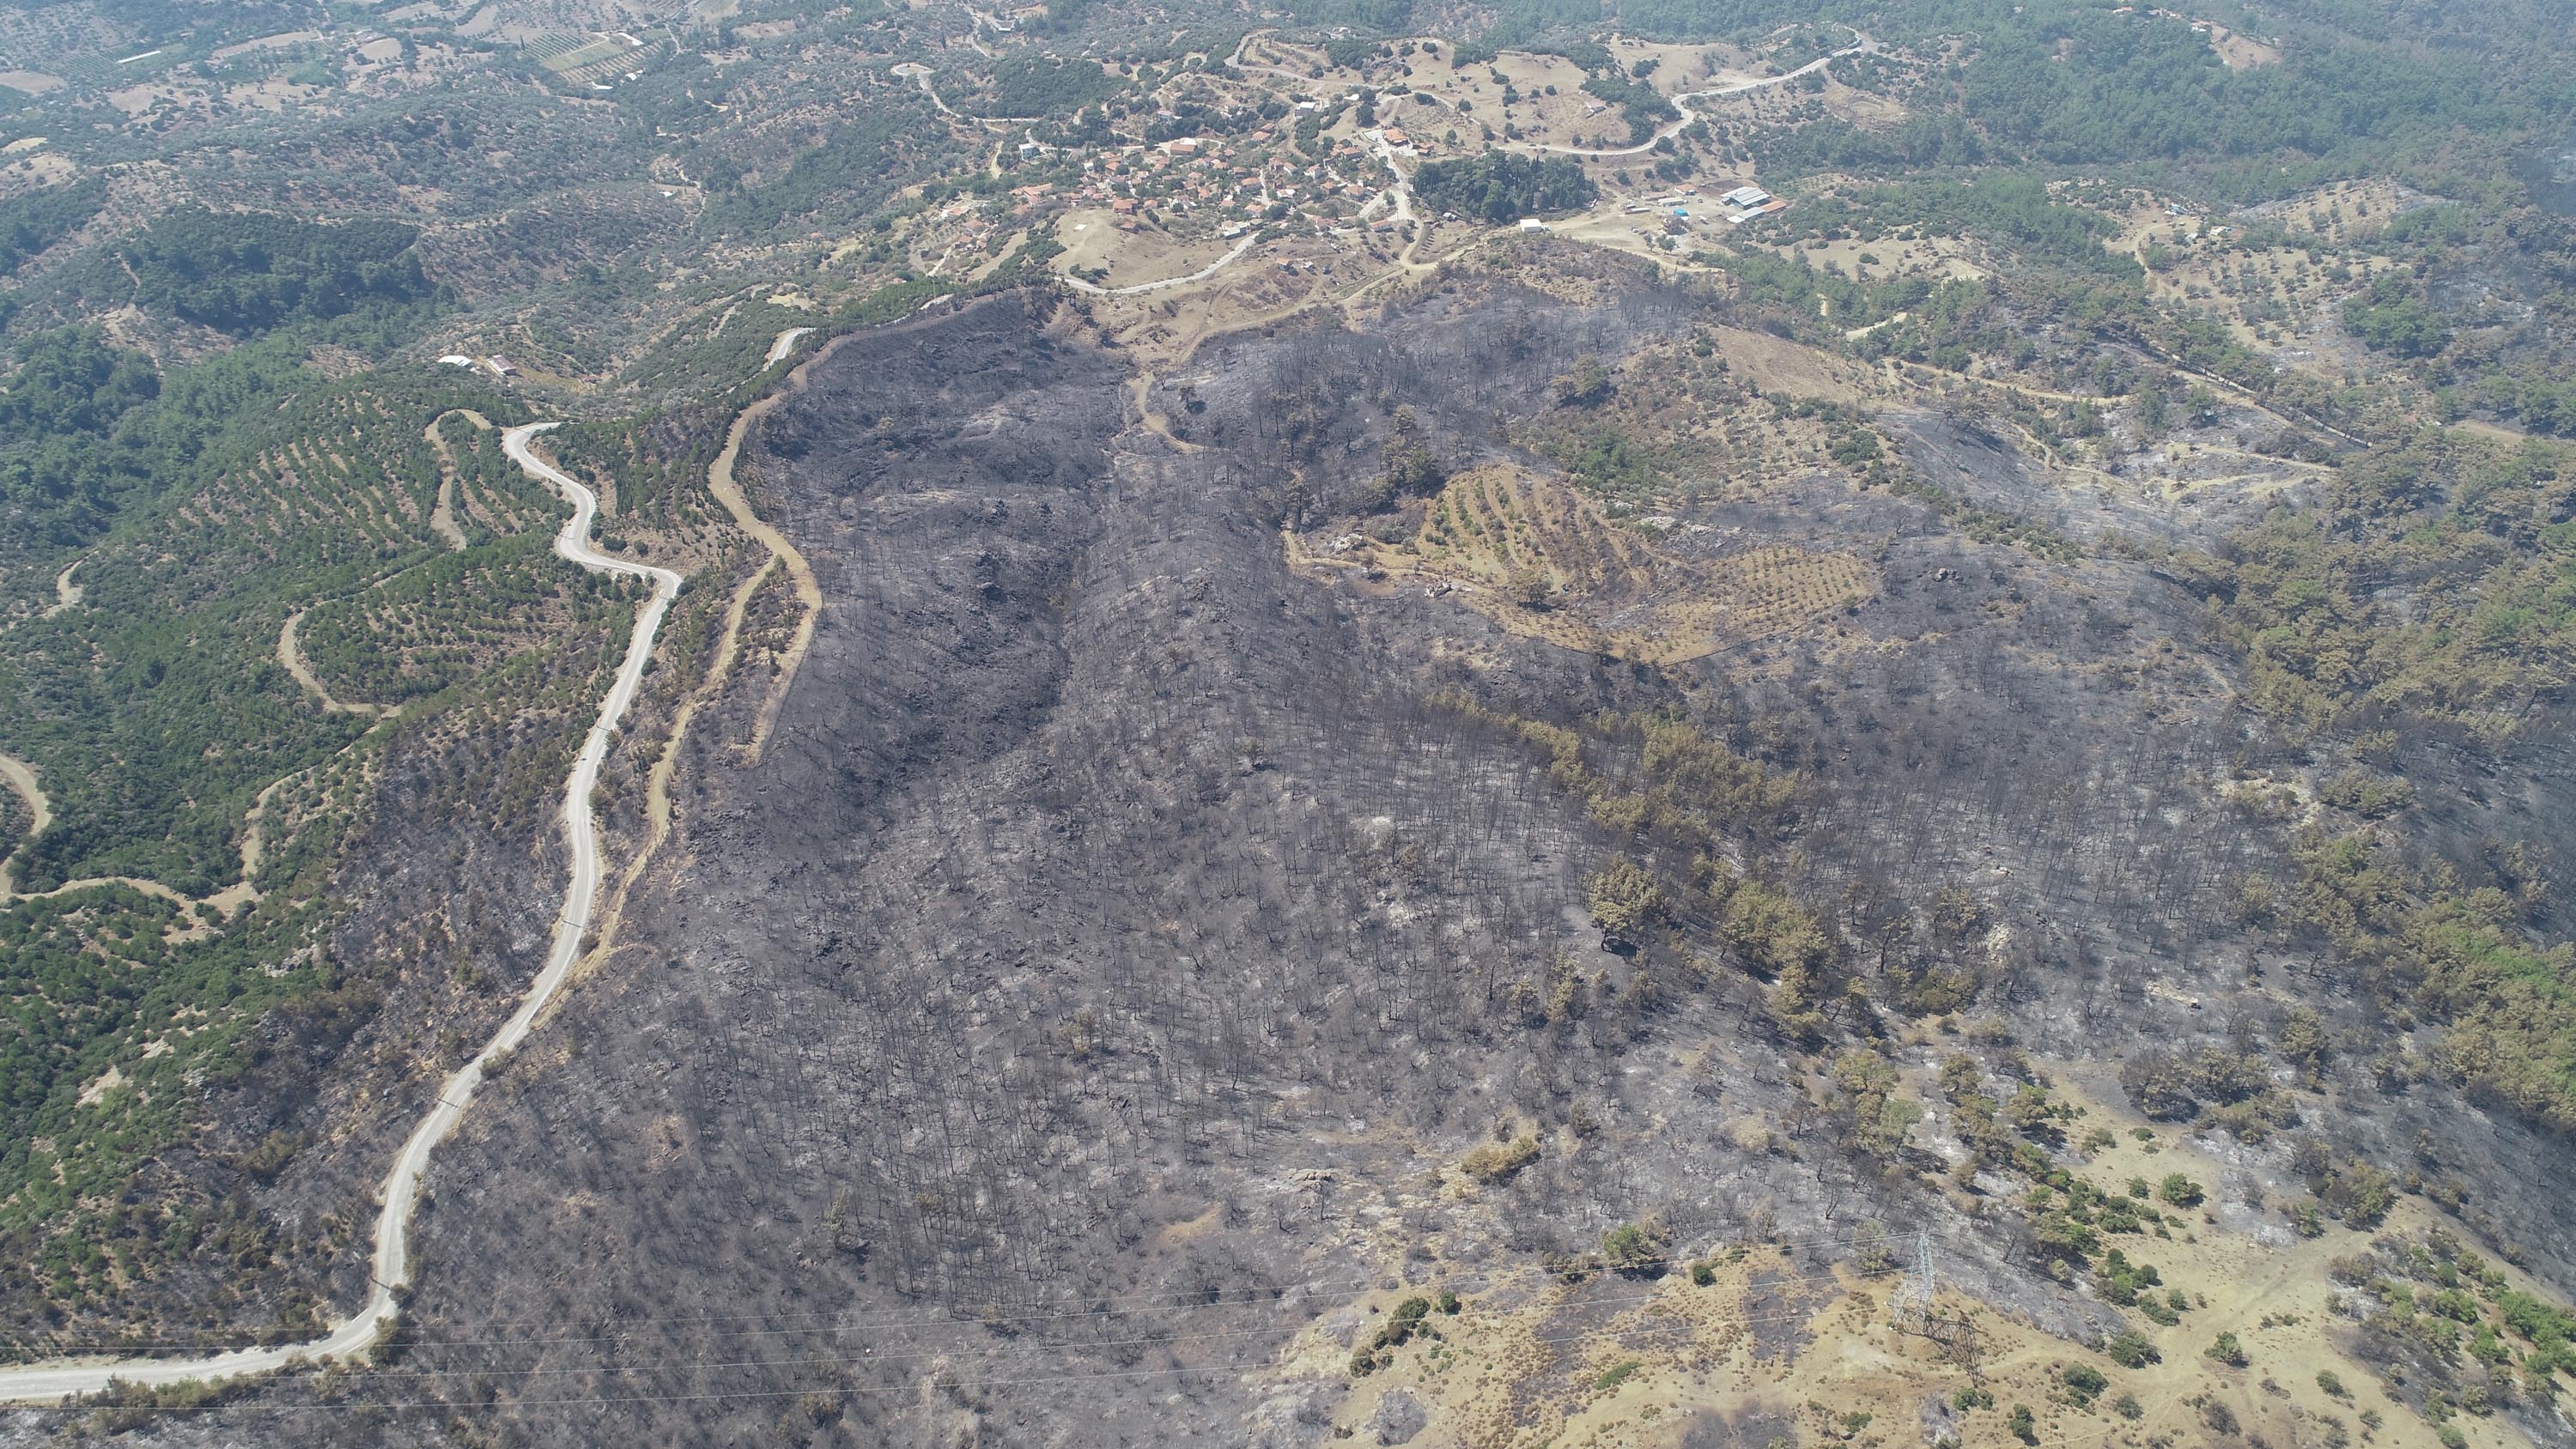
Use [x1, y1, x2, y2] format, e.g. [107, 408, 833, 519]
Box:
[386, 287, 1859, 1445]
[58, 279, 2576, 1448]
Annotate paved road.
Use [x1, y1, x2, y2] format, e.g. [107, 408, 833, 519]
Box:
[0, 423, 682, 1405]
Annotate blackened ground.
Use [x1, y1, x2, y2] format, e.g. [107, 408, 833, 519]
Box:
[1886, 407, 2313, 552]
[377, 287, 1899, 1446]
[48, 275, 2576, 1448]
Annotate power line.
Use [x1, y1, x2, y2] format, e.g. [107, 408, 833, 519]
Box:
[41, 1291, 1890, 1416]
[1, 1228, 1904, 1359]
[340, 1263, 1888, 1383]
[61, 1234, 2203, 1446]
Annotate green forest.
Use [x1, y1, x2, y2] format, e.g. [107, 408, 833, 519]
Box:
[108, 209, 436, 337]
[697, 95, 954, 235]
[981, 54, 1121, 117]
[1413, 149, 1598, 221]
[0, 179, 106, 282]
[0, 330, 305, 555]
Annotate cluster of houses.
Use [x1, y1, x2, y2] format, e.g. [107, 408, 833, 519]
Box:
[2109, 5, 2216, 31]
[943, 125, 1402, 252]
[899, 65, 1811, 269]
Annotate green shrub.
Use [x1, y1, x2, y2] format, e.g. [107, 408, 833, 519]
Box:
[2105, 1331, 2160, 1368]
[1601, 1219, 1669, 1276]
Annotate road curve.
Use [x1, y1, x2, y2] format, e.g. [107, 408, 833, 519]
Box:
[763, 326, 815, 367]
[1516, 41, 1868, 159]
[0, 422, 682, 1406]
[1060, 234, 1260, 296]
[45, 559, 82, 617]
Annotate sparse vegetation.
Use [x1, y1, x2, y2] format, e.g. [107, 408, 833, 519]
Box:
[1461, 1134, 1540, 1184]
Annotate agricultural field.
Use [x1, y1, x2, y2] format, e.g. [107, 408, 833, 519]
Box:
[523, 28, 653, 87]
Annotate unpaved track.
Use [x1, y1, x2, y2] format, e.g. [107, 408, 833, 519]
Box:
[703, 344, 828, 765]
[422, 420, 471, 552]
[1222, 29, 1310, 82]
[1062, 235, 1259, 296]
[45, 559, 82, 617]
[0, 423, 682, 1405]
[0, 750, 280, 915]
[424, 409, 496, 544]
[0, 753, 229, 910]
[0, 754, 53, 898]
[1516, 41, 1868, 159]
[276, 612, 389, 717]
[583, 329, 846, 985]
[763, 325, 813, 366]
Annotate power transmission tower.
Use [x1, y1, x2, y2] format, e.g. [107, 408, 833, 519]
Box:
[1888, 1228, 1935, 1331]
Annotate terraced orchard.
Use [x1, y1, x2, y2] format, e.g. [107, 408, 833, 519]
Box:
[1296, 464, 1874, 661]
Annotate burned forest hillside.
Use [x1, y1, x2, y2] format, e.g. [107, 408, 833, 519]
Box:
[42, 269, 2561, 1449]
[16, 0, 2576, 1442]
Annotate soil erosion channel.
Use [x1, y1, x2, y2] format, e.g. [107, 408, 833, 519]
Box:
[0, 422, 682, 1404]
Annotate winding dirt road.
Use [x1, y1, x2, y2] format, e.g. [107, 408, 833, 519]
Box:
[702, 345, 826, 764]
[0, 752, 274, 917]
[422, 421, 471, 552]
[276, 612, 390, 717]
[44, 560, 82, 617]
[762, 325, 814, 367]
[0, 423, 682, 1406]
[1061, 235, 1261, 296]
[1516, 41, 1868, 159]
